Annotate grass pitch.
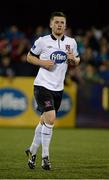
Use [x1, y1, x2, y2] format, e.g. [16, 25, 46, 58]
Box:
[0, 127, 109, 179]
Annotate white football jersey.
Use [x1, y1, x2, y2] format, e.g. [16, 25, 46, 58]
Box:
[30, 34, 79, 91]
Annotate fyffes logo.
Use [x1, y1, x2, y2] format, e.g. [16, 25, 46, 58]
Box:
[57, 92, 72, 118]
[0, 88, 28, 117]
[50, 51, 67, 63]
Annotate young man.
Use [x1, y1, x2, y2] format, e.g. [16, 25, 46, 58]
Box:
[25, 11, 80, 170]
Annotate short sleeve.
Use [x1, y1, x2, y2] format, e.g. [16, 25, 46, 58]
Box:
[30, 37, 43, 55]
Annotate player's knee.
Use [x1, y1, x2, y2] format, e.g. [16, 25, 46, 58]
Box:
[47, 113, 55, 125]
[49, 118, 55, 125]
[44, 110, 56, 125]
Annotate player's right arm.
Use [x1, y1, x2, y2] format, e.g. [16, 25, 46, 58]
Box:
[27, 37, 54, 70]
[27, 52, 54, 70]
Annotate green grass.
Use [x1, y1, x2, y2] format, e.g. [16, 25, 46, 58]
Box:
[0, 127, 109, 179]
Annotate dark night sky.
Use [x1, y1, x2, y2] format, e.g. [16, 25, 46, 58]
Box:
[0, 0, 108, 30]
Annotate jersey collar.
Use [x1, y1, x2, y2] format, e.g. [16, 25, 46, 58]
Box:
[51, 34, 65, 41]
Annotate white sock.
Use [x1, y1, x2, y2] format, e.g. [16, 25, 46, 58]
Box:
[30, 122, 42, 155]
[41, 123, 53, 158]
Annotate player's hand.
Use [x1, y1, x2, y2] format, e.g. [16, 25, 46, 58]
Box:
[42, 60, 55, 70]
[67, 50, 76, 63]
[67, 50, 80, 65]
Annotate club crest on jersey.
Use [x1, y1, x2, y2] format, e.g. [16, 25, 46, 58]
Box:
[65, 45, 70, 51]
[50, 51, 67, 63]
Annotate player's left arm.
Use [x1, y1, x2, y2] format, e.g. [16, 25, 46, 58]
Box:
[67, 51, 80, 65]
[67, 39, 80, 66]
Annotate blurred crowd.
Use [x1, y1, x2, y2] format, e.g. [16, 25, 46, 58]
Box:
[0, 25, 109, 86]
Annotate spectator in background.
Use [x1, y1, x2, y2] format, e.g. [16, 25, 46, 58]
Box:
[0, 56, 15, 78]
[82, 63, 105, 85]
[31, 25, 50, 44]
[0, 34, 11, 57]
[13, 52, 36, 76]
[5, 25, 24, 42]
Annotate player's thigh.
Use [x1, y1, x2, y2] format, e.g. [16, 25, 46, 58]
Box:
[54, 90, 63, 113]
[34, 85, 55, 113]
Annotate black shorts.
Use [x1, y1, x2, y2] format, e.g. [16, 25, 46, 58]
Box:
[34, 85, 63, 114]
